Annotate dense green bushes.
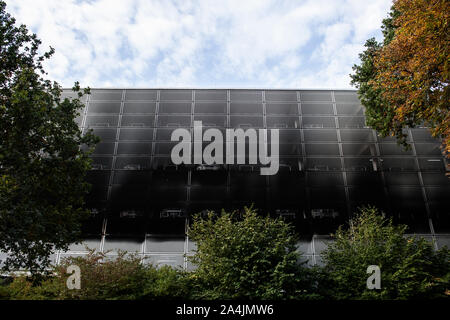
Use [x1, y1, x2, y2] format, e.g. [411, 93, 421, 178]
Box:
[187, 207, 316, 299]
[0, 207, 448, 300]
[316, 206, 450, 299]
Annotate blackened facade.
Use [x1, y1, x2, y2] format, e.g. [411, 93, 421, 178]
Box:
[51, 89, 450, 269]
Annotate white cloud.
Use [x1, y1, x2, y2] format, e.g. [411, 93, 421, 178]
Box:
[7, 0, 393, 88]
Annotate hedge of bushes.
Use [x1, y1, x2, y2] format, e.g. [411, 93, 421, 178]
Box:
[0, 207, 449, 300]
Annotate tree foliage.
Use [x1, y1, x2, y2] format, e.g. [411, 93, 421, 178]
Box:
[351, 0, 449, 158]
[0, 1, 98, 274]
[318, 206, 450, 299]
[187, 207, 312, 299]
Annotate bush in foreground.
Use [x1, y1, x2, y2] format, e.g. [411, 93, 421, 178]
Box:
[0, 206, 448, 300]
[317, 206, 450, 299]
[1, 250, 190, 300]
[187, 207, 314, 299]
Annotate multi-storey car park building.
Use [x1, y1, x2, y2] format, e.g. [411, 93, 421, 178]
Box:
[2, 89, 449, 269]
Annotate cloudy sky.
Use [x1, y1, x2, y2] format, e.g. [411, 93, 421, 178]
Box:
[8, 0, 392, 89]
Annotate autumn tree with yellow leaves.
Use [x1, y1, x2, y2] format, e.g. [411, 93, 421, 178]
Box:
[351, 0, 449, 159]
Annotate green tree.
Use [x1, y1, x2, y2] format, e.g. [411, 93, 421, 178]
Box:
[0, 1, 98, 275]
[187, 207, 312, 299]
[318, 206, 450, 299]
[350, 5, 403, 145]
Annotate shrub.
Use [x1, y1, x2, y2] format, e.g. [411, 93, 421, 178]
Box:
[1, 250, 192, 300]
[318, 206, 450, 299]
[141, 265, 191, 299]
[187, 207, 312, 299]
